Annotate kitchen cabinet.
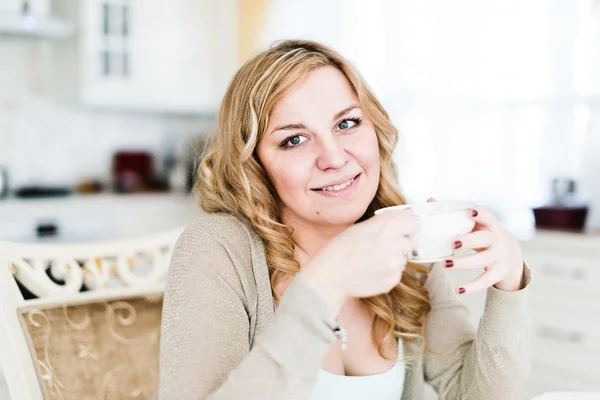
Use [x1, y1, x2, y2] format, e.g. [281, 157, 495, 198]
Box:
[0, 193, 202, 243]
[53, 0, 237, 113]
[0, 378, 7, 400]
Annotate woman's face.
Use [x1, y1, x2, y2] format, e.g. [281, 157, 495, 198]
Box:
[256, 66, 380, 228]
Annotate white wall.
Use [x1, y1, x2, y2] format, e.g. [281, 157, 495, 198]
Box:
[260, 0, 600, 225]
[0, 35, 214, 189]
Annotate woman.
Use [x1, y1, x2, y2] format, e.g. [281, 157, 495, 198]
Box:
[158, 40, 531, 400]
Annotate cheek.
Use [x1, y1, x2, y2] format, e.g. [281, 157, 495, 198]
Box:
[350, 127, 380, 171]
[266, 154, 313, 200]
[257, 143, 307, 199]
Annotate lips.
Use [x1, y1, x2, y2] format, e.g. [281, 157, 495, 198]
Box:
[312, 173, 361, 191]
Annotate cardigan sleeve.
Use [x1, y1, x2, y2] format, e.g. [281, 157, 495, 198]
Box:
[423, 261, 532, 400]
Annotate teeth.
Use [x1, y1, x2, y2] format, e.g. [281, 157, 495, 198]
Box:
[322, 177, 355, 191]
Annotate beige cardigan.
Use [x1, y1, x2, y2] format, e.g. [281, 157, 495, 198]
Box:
[158, 213, 532, 400]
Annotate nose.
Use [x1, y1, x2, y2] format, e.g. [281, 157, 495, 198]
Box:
[316, 135, 349, 171]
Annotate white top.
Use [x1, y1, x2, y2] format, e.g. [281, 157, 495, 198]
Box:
[309, 340, 405, 400]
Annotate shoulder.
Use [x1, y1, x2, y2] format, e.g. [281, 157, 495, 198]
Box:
[177, 212, 254, 248]
[169, 212, 258, 282]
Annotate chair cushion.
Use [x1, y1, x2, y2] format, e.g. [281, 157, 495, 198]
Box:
[18, 295, 163, 400]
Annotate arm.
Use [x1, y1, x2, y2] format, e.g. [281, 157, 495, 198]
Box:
[158, 220, 337, 400]
[424, 262, 532, 400]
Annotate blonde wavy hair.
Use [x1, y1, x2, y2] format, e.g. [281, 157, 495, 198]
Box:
[196, 40, 431, 359]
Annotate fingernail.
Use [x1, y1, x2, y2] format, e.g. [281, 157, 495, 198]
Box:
[453, 240, 462, 250]
[458, 287, 466, 294]
[471, 210, 478, 217]
[444, 260, 454, 268]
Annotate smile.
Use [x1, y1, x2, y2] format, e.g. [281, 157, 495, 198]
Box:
[317, 176, 356, 191]
[312, 173, 361, 197]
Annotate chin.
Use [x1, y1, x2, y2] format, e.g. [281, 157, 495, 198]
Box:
[314, 201, 370, 226]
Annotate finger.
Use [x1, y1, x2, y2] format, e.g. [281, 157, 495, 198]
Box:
[443, 249, 496, 269]
[457, 269, 504, 295]
[427, 197, 437, 202]
[376, 207, 414, 217]
[396, 215, 420, 236]
[380, 209, 420, 235]
[371, 207, 413, 227]
[452, 229, 494, 251]
[469, 206, 501, 231]
[396, 237, 414, 257]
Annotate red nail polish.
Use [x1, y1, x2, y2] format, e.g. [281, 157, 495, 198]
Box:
[471, 210, 478, 217]
[458, 287, 466, 294]
[445, 260, 454, 268]
[453, 240, 462, 249]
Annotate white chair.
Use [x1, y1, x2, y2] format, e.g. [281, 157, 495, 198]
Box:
[0, 227, 184, 400]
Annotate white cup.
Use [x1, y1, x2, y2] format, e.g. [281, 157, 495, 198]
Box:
[374, 200, 477, 263]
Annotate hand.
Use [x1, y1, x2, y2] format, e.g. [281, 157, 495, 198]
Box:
[299, 208, 419, 314]
[428, 198, 525, 294]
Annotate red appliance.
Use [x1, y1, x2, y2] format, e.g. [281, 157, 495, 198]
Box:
[112, 151, 155, 193]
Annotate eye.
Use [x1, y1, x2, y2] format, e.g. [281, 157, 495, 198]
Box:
[336, 117, 362, 131]
[282, 134, 307, 148]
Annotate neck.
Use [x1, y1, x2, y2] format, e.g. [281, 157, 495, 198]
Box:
[281, 210, 351, 258]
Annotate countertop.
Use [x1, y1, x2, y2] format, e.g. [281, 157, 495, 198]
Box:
[0, 191, 204, 243]
[0, 191, 198, 212]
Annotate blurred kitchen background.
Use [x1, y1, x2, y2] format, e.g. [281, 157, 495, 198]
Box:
[1, 0, 600, 399]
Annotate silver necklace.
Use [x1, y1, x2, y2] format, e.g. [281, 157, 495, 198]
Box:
[333, 322, 348, 351]
[294, 244, 349, 350]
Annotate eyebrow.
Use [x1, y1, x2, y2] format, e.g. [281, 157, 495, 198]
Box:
[270, 123, 306, 133]
[333, 105, 360, 121]
[269, 105, 361, 135]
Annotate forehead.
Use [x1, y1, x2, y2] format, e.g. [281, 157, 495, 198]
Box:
[268, 66, 359, 124]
